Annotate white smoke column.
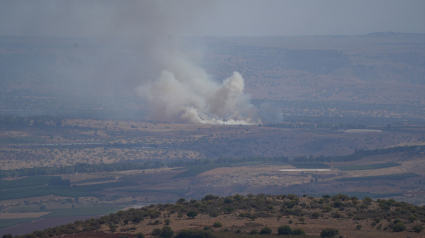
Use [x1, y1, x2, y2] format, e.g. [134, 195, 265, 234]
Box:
[138, 56, 261, 125]
[1, 0, 280, 124]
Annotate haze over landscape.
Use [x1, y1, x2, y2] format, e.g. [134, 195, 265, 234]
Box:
[0, 1, 424, 237]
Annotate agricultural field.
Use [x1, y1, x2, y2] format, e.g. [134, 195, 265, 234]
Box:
[1, 118, 424, 170]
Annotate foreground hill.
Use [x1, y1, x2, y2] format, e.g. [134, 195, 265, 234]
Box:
[9, 193, 425, 238]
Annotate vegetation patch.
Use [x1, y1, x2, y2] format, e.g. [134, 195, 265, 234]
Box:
[336, 173, 419, 182]
[0, 185, 99, 200]
[309, 191, 403, 199]
[0, 218, 39, 229]
[0, 176, 61, 190]
[172, 164, 226, 178]
[117, 188, 189, 197]
[41, 206, 124, 218]
[336, 162, 401, 171]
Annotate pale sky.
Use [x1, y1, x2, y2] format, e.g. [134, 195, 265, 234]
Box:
[0, 0, 424, 37]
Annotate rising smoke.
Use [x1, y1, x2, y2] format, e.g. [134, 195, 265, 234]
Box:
[1, 0, 282, 124]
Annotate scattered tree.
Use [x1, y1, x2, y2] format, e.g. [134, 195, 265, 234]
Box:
[278, 225, 292, 235]
[320, 228, 339, 237]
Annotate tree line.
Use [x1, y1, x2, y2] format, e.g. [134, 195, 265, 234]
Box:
[0, 115, 62, 127]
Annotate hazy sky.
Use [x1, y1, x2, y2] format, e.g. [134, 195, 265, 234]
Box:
[0, 0, 424, 37]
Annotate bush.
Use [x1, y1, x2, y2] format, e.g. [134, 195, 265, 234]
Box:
[160, 226, 174, 238]
[356, 224, 362, 230]
[322, 206, 333, 212]
[204, 226, 211, 230]
[152, 228, 162, 236]
[292, 228, 305, 235]
[187, 211, 198, 219]
[136, 233, 145, 238]
[392, 223, 407, 232]
[260, 227, 272, 234]
[412, 224, 424, 233]
[408, 214, 418, 222]
[109, 225, 117, 232]
[249, 229, 259, 234]
[213, 222, 222, 228]
[320, 228, 339, 237]
[174, 229, 216, 238]
[312, 212, 321, 219]
[164, 219, 171, 225]
[278, 225, 292, 235]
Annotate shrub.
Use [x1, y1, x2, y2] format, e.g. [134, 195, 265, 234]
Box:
[312, 212, 321, 219]
[209, 211, 219, 217]
[278, 225, 292, 235]
[119, 236, 129, 238]
[408, 214, 418, 222]
[136, 233, 145, 238]
[356, 224, 362, 230]
[109, 225, 117, 232]
[164, 219, 171, 225]
[213, 222, 222, 228]
[412, 224, 424, 233]
[392, 223, 407, 232]
[332, 212, 344, 218]
[204, 226, 211, 230]
[249, 214, 258, 220]
[249, 229, 259, 234]
[160, 226, 174, 238]
[320, 228, 339, 237]
[292, 227, 305, 235]
[322, 206, 333, 212]
[260, 227, 272, 234]
[187, 211, 198, 219]
[224, 198, 233, 203]
[299, 217, 305, 223]
[152, 228, 162, 236]
[174, 229, 216, 238]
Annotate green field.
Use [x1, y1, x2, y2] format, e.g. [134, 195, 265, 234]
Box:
[0, 176, 60, 190]
[0, 185, 100, 200]
[117, 188, 189, 197]
[41, 206, 124, 218]
[0, 218, 39, 229]
[0, 181, 138, 201]
[336, 173, 419, 182]
[172, 164, 225, 178]
[70, 176, 115, 185]
[0, 136, 45, 145]
[336, 162, 401, 171]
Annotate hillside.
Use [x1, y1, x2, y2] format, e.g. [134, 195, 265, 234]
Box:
[5, 193, 424, 238]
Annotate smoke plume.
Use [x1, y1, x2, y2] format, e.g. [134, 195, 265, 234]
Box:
[1, 0, 281, 124]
